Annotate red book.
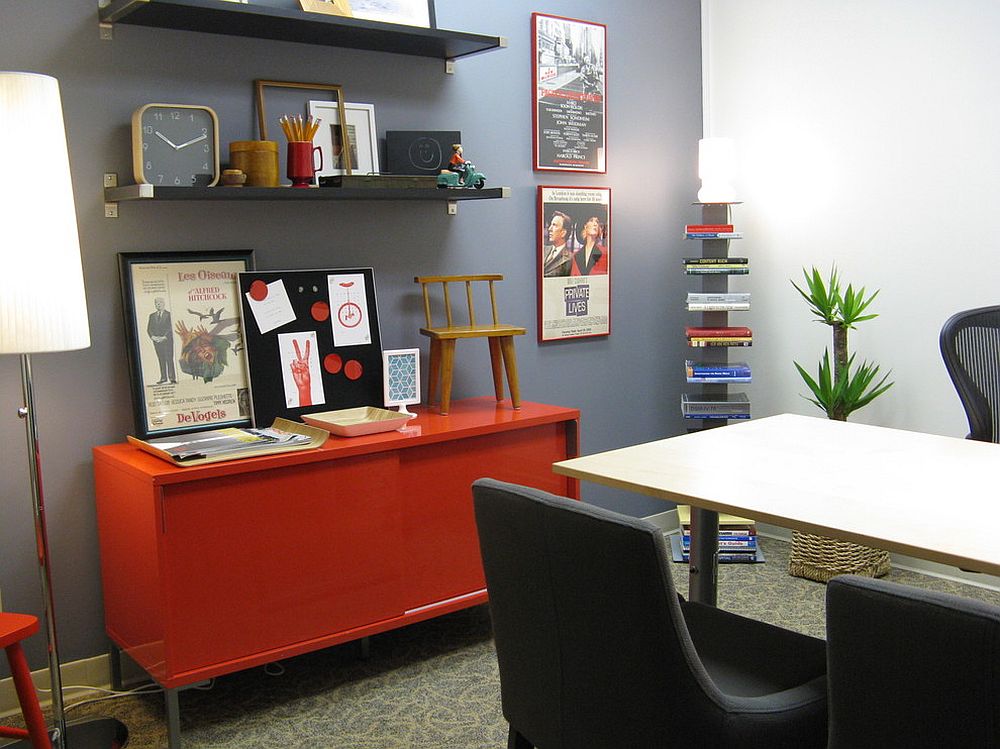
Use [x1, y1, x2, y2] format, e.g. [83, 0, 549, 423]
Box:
[685, 224, 734, 233]
[685, 326, 753, 338]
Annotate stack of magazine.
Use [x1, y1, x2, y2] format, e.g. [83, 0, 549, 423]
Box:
[128, 419, 328, 466]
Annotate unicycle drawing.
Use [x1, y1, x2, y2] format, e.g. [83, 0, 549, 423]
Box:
[337, 281, 363, 328]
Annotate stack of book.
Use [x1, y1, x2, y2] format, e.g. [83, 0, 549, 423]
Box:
[681, 392, 750, 420]
[686, 325, 753, 347]
[685, 292, 750, 312]
[685, 360, 752, 383]
[684, 224, 743, 240]
[673, 505, 762, 564]
[683, 257, 749, 275]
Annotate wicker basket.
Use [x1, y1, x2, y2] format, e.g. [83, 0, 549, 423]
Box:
[788, 531, 891, 582]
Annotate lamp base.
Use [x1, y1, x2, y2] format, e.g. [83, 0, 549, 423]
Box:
[5, 717, 128, 749]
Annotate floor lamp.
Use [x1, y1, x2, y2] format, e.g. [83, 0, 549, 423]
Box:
[0, 72, 128, 749]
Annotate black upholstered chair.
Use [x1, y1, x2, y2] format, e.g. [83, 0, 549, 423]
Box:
[826, 575, 1000, 748]
[471, 478, 828, 749]
[940, 305, 1000, 442]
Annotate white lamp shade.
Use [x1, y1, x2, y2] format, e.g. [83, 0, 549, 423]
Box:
[0, 72, 90, 353]
[697, 137, 737, 203]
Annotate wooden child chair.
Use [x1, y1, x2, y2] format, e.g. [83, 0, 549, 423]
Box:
[0, 612, 52, 749]
[414, 274, 525, 415]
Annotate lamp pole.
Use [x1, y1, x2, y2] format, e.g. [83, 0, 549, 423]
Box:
[19, 354, 68, 748]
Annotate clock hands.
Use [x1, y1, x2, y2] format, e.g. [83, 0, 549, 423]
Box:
[154, 130, 179, 149]
[175, 133, 208, 150]
[153, 131, 207, 150]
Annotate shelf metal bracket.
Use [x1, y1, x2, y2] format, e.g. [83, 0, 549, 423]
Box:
[99, 22, 113, 41]
[447, 200, 458, 215]
[445, 59, 455, 74]
[104, 173, 119, 218]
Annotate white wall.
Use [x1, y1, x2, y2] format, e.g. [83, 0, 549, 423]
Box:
[704, 0, 1000, 437]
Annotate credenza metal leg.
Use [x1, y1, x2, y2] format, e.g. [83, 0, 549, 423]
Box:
[165, 687, 182, 749]
[107, 641, 123, 691]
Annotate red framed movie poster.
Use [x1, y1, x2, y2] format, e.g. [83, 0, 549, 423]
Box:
[538, 186, 611, 342]
[532, 12, 607, 173]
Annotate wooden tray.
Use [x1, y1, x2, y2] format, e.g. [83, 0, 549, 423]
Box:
[301, 406, 410, 437]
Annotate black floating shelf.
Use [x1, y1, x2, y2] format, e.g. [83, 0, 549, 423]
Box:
[105, 184, 511, 202]
[99, 0, 506, 59]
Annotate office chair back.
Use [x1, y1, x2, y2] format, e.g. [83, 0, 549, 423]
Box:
[940, 305, 1000, 442]
[472, 478, 827, 749]
[826, 575, 1000, 748]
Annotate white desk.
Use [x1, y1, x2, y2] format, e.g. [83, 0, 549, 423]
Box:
[553, 414, 1000, 602]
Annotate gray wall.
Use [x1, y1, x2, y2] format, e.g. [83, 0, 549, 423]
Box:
[0, 0, 702, 667]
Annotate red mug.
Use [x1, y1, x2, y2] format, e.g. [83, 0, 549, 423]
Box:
[287, 141, 323, 187]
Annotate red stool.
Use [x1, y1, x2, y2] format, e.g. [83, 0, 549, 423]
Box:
[0, 613, 52, 749]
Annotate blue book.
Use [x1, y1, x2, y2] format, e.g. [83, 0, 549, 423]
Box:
[685, 360, 751, 377]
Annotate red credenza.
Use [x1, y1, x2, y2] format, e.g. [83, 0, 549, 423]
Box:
[93, 398, 579, 690]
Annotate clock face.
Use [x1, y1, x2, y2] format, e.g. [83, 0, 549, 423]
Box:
[132, 104, 220, 187]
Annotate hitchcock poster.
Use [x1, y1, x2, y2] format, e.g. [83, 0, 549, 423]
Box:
[119, 250, 254, 439]
[533, 13, 607, 173]
[537, 186, 611, 341]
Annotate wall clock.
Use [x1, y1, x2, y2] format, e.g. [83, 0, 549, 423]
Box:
[131, 103, 220, 187]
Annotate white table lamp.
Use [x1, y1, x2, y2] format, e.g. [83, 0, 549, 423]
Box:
[697, 136, 737, 203]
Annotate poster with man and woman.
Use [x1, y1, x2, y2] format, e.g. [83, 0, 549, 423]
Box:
[537, 186, 611, 341]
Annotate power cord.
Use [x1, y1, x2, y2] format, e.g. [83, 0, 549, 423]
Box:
[36, 679, 215, 714]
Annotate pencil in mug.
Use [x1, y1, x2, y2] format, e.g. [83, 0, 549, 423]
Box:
[279, 114, 322, 142]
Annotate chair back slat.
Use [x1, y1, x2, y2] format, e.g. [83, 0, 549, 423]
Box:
[465, 280, 476, 327]
[488, 279, 499, 325]
[420, 283, 432, 329]
[442, 281, 454, 328]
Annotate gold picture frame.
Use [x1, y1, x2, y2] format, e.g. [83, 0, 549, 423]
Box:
[299, 0, 353, 16]
[254, 79, 354, 174]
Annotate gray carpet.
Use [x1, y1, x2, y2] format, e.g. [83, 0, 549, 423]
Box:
[6, 536, 1000, 748]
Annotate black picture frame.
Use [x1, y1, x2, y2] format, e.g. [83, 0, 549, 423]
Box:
[118, 249, 256, 440]
[238, 267, 383, 428]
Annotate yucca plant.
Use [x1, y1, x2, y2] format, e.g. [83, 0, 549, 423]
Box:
[791, 265, 894, 422]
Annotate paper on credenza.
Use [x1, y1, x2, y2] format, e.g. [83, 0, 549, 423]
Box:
[127, 418, 328, 467]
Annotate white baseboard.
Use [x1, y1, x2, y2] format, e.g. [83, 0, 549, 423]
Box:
[0, 655, 111, 720]
[643, 510, 1000, 593]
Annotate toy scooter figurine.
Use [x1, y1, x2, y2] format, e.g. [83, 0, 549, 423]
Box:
[437, 143, 487, 189]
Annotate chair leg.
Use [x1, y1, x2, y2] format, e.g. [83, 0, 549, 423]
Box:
[488, 337, 505, 401]
[507, 726, 533, 749]
[5, 641, 52, 749]
[439, 339, 456, 415]
[498, 336, 521, 409]
[427, 339, 441, 406]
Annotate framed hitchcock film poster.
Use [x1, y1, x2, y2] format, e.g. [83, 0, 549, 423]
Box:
[538, 186, 611, 342]
[532, 12, 607, 173]
[118, 249, 255, 440]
